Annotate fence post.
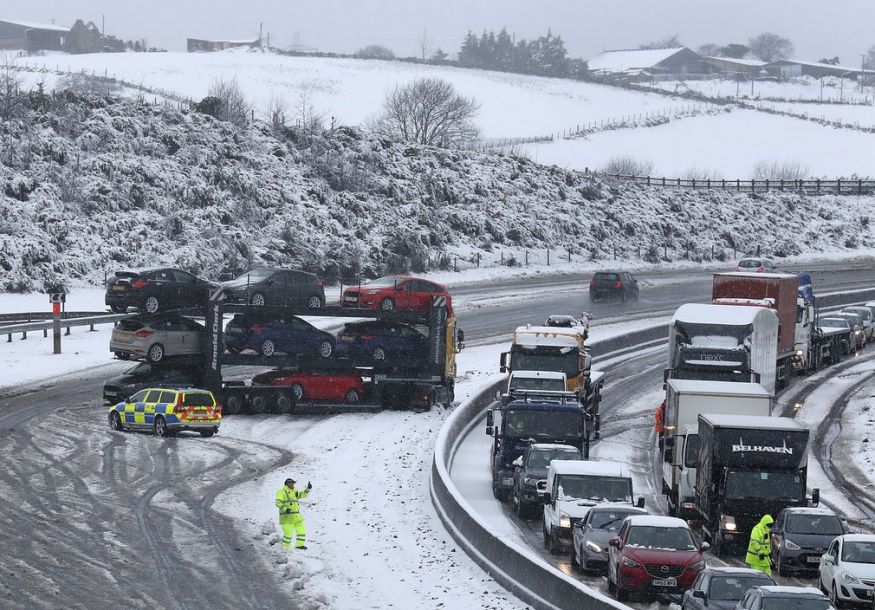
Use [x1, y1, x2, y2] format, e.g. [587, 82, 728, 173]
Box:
[613, 246, 617, 260]
[662, 177, 666, 186]
[737, 179, 741, 191]
[638, 245, 641, 258]
[817, 179, 821, 193]
[476, 252, 480, 268]
[501, 252, 504, 265]
[647, 176, 651, 186]
[859, 179, 863, 195]
[525, 250, 529, 266]
[711, 244, 715, 259]
[837, 179, 842, 194]
[547, 249, 550, 266]
[780, 179, 784, 192]
[664, 244, 668, 260]
[453, 257, 458, 272]
[567, 250, 571, 263]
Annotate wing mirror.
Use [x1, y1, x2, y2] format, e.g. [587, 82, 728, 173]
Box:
[485, 426, 494, 436]
[486, 410, 494, 428]
[699, 542, 710, 552]
[542, 492, 552, 505]
[823, 555, 834, 564]
[811, 488, 820, 507]
[636, 497, 645, 508]
[692, 590, 706, 600]
[608, 538, 620, 548]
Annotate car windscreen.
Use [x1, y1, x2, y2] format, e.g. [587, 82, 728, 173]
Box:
[761, 598, 830, 610]
[846, 308, 872, 321]
[527, 448, 580, 469]
[626, 525, 696, 551]
[725, 471, 803, 502]
[593, 273, 618, 281]
[364, 277, 402, 287]
[841, 541, 875, 563]
[182, 393, 215, 407]
[503, 410, 581, 442]
[786, 514, 843, 535]
[590, 510, 640, 531]
[127, 362, 153, 375]
[738, 259, 761, 268]
[710, 576, 774, 601]
[820, 318, 848, 328]
[237, 269, 274, 282]
[510, 377, 566, 392]
[557, 475, 631, 503]
[116, 320, 144, 331]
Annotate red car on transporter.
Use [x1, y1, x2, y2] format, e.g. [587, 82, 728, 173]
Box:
[607, 515, 708, 602]
[341, 276, 453, 315]
[251, 370, 365, 403]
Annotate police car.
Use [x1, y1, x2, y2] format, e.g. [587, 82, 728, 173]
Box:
[108, 387, 221, 437]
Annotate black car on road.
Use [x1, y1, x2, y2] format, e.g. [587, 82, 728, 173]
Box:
[589, 271, 639, 302]
[106, 267, 215, 314]
[222, 268, 325, 308]
[103, 361, 204, 404]
[680, 567, 774, 610]
[769, 507, 846, 576]
[510, 443, 581, 517]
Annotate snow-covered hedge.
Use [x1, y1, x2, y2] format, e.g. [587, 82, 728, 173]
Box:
[0, 92, 873, 292]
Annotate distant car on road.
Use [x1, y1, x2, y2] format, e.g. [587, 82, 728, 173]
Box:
[818, 534, 875, 607]
[589, 271, 639, 302]
[820, 317, 856, 356]
[105, 267, 216, 314]
[681, 567, 774, 610]
[843, 306, 875, 341]
[734, 257, 776, 273]
[770, 507, 846, 577]
[736, 585, 832, 610]
[224, 313, 335, 358]
[108, 387, 221, 438]
[103, 361, 204, 404]
[341, 276, 453, 314]
[336, 320, 427, 362]
[110, 315, 204, 363]
[571, 504, 648, 573]
[251, 369, 365, 403]
[607, 515, 708, 601]
[222, 268, 325, 308]
[835, 311, 867, 349]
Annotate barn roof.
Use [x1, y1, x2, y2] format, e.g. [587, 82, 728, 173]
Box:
[586, 47, 690, 73]
[0, 18, 69, 33]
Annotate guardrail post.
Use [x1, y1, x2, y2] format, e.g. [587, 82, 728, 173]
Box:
[65, 326, 71, 336]
[43, 329, 47, 338]
[817, 178, 821, 193]
[837, 179, 842, 194]
[859, 179, 863, 195]
[6, 333, 10, 343]
[89, 323, 96, 332]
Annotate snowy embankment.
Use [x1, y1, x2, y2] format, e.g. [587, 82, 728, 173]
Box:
[2, 94, 875, 293]
[652, 75, 875, 105]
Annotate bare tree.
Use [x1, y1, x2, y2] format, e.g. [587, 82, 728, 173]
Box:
[748, 33, 794, 62]
[296, 83, 324, 131]
[601, 156, 654, 176]
[697, 43, 720, 57]
[265, 93, 288, 131]
[0, 60, 23, 120]
[752, 160, 808, 180]
[369, 78, 480, 148]
[207, 77, 250, 127]
[417, 28, 432, 61]
[639, 34, 682, 50]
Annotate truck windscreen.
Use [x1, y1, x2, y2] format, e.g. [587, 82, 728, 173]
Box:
[510, 346, 579, 378]
[510, 378, 565, 392]
[725, 470, 803, 502]
[503, 410, 581, 442]
[674, 321, 753, 347]
[557, 475, 632, 503]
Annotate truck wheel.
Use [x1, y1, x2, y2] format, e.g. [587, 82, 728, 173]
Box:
[548, 531, 561, 555]
[307, 295, 323, 309]
[109, 411, 124, 431]
[542, 521, 550, 546]
[250, 394, 269, 414]
[225, 394, 243, 415]
[274, 392, 292, 414]
[512, 487, 526, 517]
[570, 543, 580, 572]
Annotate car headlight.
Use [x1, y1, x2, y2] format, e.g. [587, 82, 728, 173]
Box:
[720, 514, 737, 531]
[690, 560, 705, 572]
[784, 539, 801, 551]
[621, 556, 641, 568]
[843, 572, 861, 585]
[586, 540, 603, 553]
[559, 512, 571, 528]
[523, 476, 540, 486]
[796, 349, 804, 357]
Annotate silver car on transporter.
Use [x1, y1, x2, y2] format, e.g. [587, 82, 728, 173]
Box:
[110, 315, 204, 363]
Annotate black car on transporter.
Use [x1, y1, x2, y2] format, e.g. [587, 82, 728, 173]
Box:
[105, 267, 216, 314]
[221, 268, 325, 308]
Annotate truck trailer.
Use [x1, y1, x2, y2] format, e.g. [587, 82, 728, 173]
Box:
[695, 414, 818, 556]
[660, 380, 772, 519]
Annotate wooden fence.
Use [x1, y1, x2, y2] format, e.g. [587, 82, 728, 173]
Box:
[599, 173, 875, 195]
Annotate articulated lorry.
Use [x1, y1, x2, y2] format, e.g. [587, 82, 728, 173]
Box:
[500, 323, 604, 440]
[666, 303, 779, 393]
[486, 391, 588, 500]
[660, 379, 772, 519]
[695, 414, 818, 556]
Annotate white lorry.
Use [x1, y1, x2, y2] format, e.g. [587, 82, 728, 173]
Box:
[660, 379, 772, 519]
[542, 460, 644, 553]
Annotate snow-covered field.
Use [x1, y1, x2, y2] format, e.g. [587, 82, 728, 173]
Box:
[7, 50, 685, 139]
[653, 76, 875, 105]
[521, 109, 875, 178]
[756, 101, 875, 129]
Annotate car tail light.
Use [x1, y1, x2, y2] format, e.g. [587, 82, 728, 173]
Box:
[317, 280, 324, 288]
[757, 266, 764, 272]
[215, 404, 222, 415]
[131, 280, 147, 289]
[135, 330, 153, 338]
[615, 281, 622, 288]
[174, 394, 184, 414]
[251, 324, 265, 332]
[734, 267, 740, 271]
[589, 279, 594, 288]
[360, 335, 375, 340]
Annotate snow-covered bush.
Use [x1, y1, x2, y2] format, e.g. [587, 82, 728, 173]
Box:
[601, 156, 655, 177]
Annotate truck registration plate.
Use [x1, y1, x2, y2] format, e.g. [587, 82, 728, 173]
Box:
[652, 578, 676, 588]
[502, 478, 514, 486]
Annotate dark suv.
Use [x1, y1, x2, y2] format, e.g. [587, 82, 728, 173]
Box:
[510, 443, 581, 517]
[222, 268, 325, 308]
[106, 268, 215, 313]
[103, 361, 204, 404]
[589, 271, 639, 302]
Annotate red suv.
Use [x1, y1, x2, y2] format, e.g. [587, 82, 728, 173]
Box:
[607, 515, 708, 602]
[341, 276, 453, 315]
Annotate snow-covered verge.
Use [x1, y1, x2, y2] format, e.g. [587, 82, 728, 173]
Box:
[2, 93, 875, 293]
[651, 75, 875, 105]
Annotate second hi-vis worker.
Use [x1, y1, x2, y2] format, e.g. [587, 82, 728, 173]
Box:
[275, 478, 311, 550]
[745, 514, 774, 575]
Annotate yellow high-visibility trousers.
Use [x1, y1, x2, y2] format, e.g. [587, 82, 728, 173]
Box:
[280, 516, 306, 548]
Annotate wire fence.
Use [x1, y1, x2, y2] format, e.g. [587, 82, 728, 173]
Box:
[597, 173, 875, 195]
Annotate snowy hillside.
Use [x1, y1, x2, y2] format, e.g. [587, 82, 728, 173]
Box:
[1, 93, 874, 292]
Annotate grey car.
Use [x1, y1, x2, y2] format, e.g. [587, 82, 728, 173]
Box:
[770, 507, 846, 576]
[836, 311, 866, 349]
[570, 504, 647, 573]
[222, 268, 325, 308]
[510, 443, 582, 517]
[844, 307, 875, 341]
[735, 585, 833, 610]
[110, 315, 204, 363]
[682, 567, 775, 610]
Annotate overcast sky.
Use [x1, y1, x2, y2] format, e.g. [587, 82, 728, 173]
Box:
[5, 0, 875, 65]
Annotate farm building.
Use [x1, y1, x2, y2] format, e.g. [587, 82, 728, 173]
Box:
[765, 59, 866, 80]
[0, 18, 68, 51]
[703, 56, 767, 76]
[586, 47, 708, 79]
[187, 37, 261, 52]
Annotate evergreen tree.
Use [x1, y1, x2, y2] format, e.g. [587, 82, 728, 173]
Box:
[459, 31, 479, 66]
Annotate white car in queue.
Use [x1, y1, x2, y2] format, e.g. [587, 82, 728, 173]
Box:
[542, 460, 643, 554]
[819, 534, 875, 607]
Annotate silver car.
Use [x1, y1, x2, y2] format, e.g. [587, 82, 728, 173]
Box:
[836, 311, 867, 349]
[844, 307, 875, 341]
[110, 315, 204, 363]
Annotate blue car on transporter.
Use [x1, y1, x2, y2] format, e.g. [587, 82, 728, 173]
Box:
[224, 313, 335, 358]
[336, 320, 427, 362]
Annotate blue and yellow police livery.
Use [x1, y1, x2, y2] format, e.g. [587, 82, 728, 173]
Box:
[108, 387, 221, 437]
